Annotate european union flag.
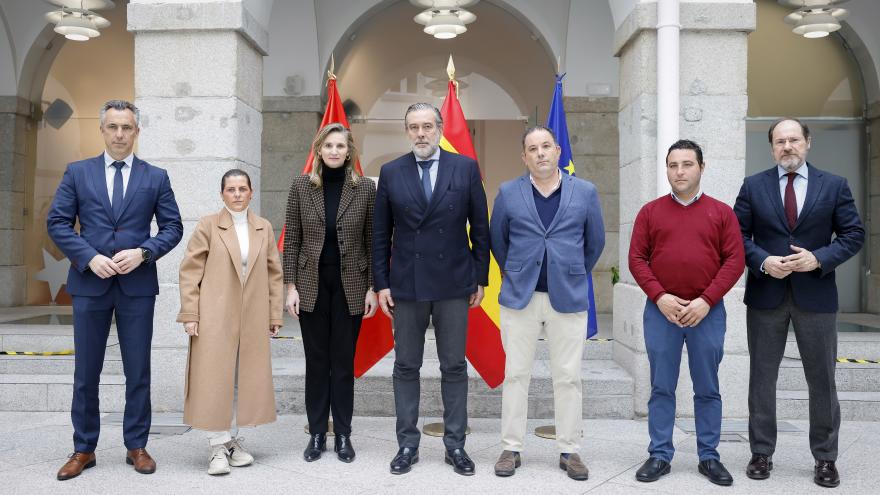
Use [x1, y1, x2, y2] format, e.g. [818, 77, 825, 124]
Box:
[546, 73, 599, 339]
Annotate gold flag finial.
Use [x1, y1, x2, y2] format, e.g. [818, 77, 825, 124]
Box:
[327, 53, 337, 81]
[447, 55, 459, 98]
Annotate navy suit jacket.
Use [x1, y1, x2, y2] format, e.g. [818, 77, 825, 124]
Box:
[47, 154, 184, 297]
[733, 163, 864, 312]
[490, 173, 605, 313]
[373, 149, 490, 301]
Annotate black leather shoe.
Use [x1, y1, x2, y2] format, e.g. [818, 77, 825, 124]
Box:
[390, 447, 419, 475]
[636, 457, 671, 482]
[445, 448, 475, 476]
[814, 460, 840, 488]
[746, 453, 773, 480]
[699, 459, 733, 486]
[334, 434, 355, 463]
[303, 433, 326, 462]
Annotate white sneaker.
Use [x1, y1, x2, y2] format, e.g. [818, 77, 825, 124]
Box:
[226, 437, 254, 467]
[207, 444, 231, 475]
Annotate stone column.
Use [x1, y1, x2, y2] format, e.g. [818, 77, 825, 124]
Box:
[868, 101, 880, 312]
[0, 96, 29, 306]
[612, 1, 755, 418]
[128, 0, 268, 410]
[565, 95, 619, 315]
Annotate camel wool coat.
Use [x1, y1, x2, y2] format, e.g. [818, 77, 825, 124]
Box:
[177, 207, 283, 431]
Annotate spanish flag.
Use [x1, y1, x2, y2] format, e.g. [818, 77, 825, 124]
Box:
[277, 63, 394, 377]
[440, 56, 506, 389]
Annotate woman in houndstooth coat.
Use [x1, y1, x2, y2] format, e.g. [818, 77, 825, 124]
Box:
[283, 123, 377, 463]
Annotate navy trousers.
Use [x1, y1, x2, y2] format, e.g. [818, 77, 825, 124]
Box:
[644, 300, 726, 462]
[71, 278, 155, 453]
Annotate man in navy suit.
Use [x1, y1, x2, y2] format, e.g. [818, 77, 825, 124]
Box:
[48, 100, 183, 480]
[734, 118, 864, 488]
[489, 126, 604, 481]
[373, 102, 489, 476]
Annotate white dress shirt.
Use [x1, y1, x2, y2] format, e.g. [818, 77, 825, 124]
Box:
[671, 189, 702, 206]
[103, 151, 134, 205]
[777, 163, 808, 215]
[415, 148, 441, 190]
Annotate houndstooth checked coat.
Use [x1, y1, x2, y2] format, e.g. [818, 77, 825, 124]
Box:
[282, 173, 375, 315]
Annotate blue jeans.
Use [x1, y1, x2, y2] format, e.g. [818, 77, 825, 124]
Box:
[644, 299, 726, 462]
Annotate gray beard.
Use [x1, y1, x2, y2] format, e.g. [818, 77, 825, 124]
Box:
[413, 144, 438, 161]
[777, 157, 805, 172]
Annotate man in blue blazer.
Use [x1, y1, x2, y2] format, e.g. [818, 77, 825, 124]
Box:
[734, 118, 864, 488]
[489, 126, 604, 481]
[373, 103, 489, 476]
[48, 100, 183, 480]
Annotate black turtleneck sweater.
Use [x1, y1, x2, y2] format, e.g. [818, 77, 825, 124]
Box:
[319, 166, 346, 266]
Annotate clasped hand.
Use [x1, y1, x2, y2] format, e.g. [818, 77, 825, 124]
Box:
[763, 245, 820, 279]
[88, 249, 143, 279]
[656, 293, 710, 328]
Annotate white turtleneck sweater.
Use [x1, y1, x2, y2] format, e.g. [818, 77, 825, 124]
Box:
[226, 206, 249, 274]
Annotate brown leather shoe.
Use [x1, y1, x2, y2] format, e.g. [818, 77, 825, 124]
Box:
[126, 448, 156, 474]
[559, 453, 589, 481]
[57, 452, 96, 480]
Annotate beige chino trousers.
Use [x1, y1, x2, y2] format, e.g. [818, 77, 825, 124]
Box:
[499, 292, 587, 453]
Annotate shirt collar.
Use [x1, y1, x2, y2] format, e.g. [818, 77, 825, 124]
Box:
[104, 152, 134, 168]
[671, 189, 702, 206]
[423, 148, 441, 163]
[777, 163, 808, 180]
[529, 168, 563, 195]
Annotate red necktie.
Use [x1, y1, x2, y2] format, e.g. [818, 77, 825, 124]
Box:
[784, 172, 797, 230]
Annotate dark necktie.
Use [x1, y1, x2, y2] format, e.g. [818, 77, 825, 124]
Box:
[784, 172, 798, 230]
[418, 160, 433, 201]
[112, 161, 125, 218]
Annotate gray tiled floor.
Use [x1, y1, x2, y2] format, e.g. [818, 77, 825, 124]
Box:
[3, 412, 877, 494]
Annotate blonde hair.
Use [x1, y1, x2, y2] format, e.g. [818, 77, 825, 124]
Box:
[309, 123, 361, 187]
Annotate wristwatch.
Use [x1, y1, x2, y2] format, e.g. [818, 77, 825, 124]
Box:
[141, 248, 152, 263]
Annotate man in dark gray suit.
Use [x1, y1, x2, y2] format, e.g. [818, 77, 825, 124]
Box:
[734, 118, 864, 488]
[373, 103, 490, 476]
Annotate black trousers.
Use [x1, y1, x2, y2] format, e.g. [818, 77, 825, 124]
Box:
[299, 264, 363, 436]
[747, 288, 840, 460]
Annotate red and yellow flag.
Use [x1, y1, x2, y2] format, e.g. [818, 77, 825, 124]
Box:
[277, 64, 394, 377]
[440, 56, 506, 389]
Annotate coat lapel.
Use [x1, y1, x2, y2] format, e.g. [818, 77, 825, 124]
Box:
[794, 163, 824, 231]
[546, 173, 573, 233]
[421, 151, 453, 222]
[518, 174, 545, 232]
[309, 181, 325, 223]
[402, 153, 428, 212]
[87, 154, 114, 221]
[762, 167, 790, 230]
[242, 209, 264, 285]
[336, 175, 356, 223]
[116, 156, 145, 221]
[217, 208, 244, 282]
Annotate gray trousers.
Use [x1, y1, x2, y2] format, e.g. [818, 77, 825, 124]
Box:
[392, 298, 469, 451]
[747, 289, 840, 460]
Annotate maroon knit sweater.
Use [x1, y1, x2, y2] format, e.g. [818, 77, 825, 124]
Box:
[628, 194, 745, 306]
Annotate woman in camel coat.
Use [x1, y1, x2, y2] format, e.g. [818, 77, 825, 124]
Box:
[177, 168, 283, 475]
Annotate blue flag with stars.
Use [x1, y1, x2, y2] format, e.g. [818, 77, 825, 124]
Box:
[546, 73, 599, 339]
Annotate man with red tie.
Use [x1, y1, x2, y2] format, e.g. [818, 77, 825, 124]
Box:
[734, 118, 864, 488]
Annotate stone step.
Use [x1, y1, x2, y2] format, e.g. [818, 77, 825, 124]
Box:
[0, 373, 126, 412]
[776, 390, 880, 421]
[0, 326, 120, 355]
[785, 332, 880, 361]
[777, 357, 880, 392]
[272, 357, 633, 419]
[271, 325, 613, 361]
[0, 354, 123, 375]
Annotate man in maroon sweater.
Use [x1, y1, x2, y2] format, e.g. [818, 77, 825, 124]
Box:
[629, 139, 745, 486]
